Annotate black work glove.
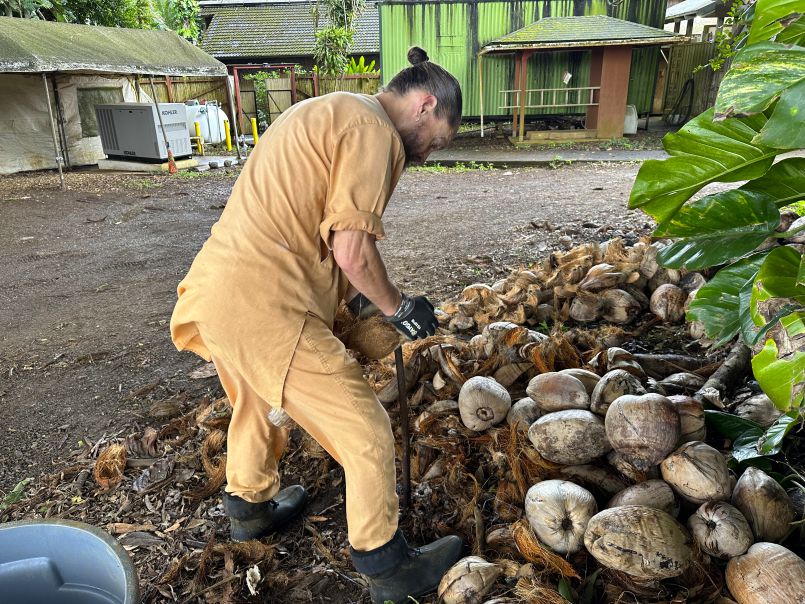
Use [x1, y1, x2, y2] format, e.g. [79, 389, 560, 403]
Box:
[346, 293, 379, 319]
[385, 294, 438, 340]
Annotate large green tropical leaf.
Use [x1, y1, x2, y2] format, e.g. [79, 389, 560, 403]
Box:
[629, 109, 778, 225]
[687, 253, 769, 347]
[654, 190, 780, 270]
[748, 0, 805, 46]
[758, 411, 799, 455]
[715, 43, 805, 118]
[705, 410, 763, 440]
[752, 338, 805, 410]
[754, 79, 805, 149]
[740, 157, 805, 206]
[799, 253, 805, 287]
[751, 246, 805, 322]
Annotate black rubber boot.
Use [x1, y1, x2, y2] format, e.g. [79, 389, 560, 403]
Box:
[351, 530, 464, 604]
[222, 485, 307, 542]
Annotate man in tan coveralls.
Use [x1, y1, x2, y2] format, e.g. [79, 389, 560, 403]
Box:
[170, 47, 464, 602]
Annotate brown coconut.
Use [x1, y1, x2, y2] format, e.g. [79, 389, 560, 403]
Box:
[605, 393, 680, 471]
[557, 368, 600, 396]
[660, 441, 732, 504]
[731, 466, 796, 543]
[343, 315, 401, 360]
[733, 394, 783, 428]
[584, 505, 692, 579]
[559, 465, 629, 498]
[526, 372, 589, 413]
[528, 410, 611, 465]
[608, 480, 679, 517]
[525, 480, 598, 554]
[667, 395, 707, 444]
[458, 376, 512, 432]
[688, 501, 753, 560]
[650, 284, 688, 323]
[726, 543, 805, 604]
[438, 556, 502, 604]
[590, 369, 645, 416]
[506, 398, 542, 432]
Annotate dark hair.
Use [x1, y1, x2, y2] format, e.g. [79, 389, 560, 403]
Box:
[385, 46, 463, 130]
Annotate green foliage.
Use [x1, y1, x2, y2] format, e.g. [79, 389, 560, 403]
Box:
[696, 0, 748, 73]
[8, 0, 201, 41]
[629, 0, 805, 418]
[346, 55, 378, 75]
[0, 478, 32, 516]
[314, 27, 353, 76]
[312, 0, 366, 77]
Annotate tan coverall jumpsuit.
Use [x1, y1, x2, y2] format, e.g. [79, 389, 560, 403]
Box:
[170, 92, 406, 551]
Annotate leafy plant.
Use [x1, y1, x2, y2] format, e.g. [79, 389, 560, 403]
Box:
[312, 0, 366, 76]
[346, 55, 378, 75]
[629, 0, 805, 414]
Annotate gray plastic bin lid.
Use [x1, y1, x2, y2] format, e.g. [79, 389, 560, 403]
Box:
[0, 519, 139, 604]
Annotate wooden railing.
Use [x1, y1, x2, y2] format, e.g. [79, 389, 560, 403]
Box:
[500, 86, 600, 110]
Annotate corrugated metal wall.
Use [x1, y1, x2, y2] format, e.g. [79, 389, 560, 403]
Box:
[663, 42, 718, 120]
[379, 0, 666, 117]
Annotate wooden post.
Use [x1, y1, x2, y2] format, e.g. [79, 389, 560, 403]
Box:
[164, 75, 175, 102]
[512, 53, 521, 138]
[225, 74, 244, 160]
[478, 53, 484, 138]
[518, 51, 530, 143]
[42, 73, 64, 190]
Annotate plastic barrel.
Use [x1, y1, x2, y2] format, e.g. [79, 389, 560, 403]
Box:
[0, 519, 139, 604]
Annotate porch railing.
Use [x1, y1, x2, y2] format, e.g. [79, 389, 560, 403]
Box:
[500, 86, 600, 110]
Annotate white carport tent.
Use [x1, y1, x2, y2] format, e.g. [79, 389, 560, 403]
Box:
[0, 17, 234, 185]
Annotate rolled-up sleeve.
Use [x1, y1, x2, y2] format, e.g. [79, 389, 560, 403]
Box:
[319, 124, 403, 248]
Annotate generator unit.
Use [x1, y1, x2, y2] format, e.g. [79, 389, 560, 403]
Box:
[94, 103, 192, 161]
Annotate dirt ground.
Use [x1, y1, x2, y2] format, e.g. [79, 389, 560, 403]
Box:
[0, 162, 678, 603]
[0, 162, 656, 494]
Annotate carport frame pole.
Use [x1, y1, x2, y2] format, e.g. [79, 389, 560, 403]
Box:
[42, 73, 65, 190]
[225, 74, 244, 160]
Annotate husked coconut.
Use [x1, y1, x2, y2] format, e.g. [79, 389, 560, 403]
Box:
[506, 398, 542, 432]
[526, 372, 589, 412]
[524, 480, 598, 554]
[658, 372, 706, 395]
[584, 505, 692, 579]
[528, 410, 611, 465]
[458, 377, 512, 432]
[438, 556, 502, 604]
[731, 466, 796, 543]
[559, 465, 629, 498]
[607, 450, 659, 483]
[667, 395, 707, 444]
[579, 263, 623, 291]
[558, 368, 600, 396]
[639, 244, 661, 278]
[726, 543, 805, 604]
[590, 369, 645, 416]
[569, 291, 601, 322]
[605, 393, 680, 471]
[648, 267, 681, 291]
[733, 394, 782, 428]
[688, 501, 753, 559]
[660, 442, 732, 504]
[679, 271, 706, 293]
[650, 284, 687, 323]
[600, 289, 642, 324]
[608, 480, 679, 517]
[606, 348, 646, 379]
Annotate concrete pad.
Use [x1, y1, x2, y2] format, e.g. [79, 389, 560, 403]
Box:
[97, 158, 199, 172]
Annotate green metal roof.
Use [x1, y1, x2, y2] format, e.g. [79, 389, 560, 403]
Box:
[200, 2, 379, 59]
[484, 15, 683, 51]
[0, 16, 227, 76]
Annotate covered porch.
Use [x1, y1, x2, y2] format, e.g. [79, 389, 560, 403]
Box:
[478, 16, 685, 143]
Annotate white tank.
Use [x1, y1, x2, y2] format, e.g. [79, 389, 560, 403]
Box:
[623, 104, 638, 136]
[185, 101, 229, 144]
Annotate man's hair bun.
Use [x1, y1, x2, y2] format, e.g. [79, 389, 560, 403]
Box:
[407, 46, 429, 65]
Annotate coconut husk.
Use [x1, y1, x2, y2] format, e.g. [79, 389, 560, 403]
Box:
[514, 577, 571, 604]
[214, 540, 277, 563]
[511, 520, 580, 580]
[196, 396, 232, 431]
[185, 430, 227, 499]
[94, 443, 127, 491]
[343, 315, 402, 361]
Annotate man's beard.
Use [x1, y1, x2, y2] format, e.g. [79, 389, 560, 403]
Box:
[400, 128, 424, 167]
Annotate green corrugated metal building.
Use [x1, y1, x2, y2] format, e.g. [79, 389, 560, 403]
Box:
[378, 0, 668, 117]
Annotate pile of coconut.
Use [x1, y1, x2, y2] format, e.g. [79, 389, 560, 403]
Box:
[334, 236, 805, 604]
